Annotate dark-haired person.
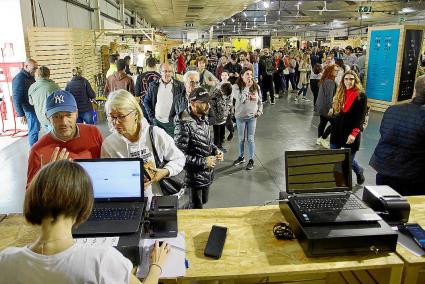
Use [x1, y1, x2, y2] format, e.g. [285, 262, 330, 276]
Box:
[224, 54, 242, 85]
[197, 56, 218, 92]
[330, 70, 367, 185]
[232, 68, 263, 170]
[29, 66, 60, 132]
[209, 82, 233, 152]
[1, 160, 169, 284]
[135, 57, 160, 120]
[27, 90, 103, 186]
[343, 45, 358, 69]
[174, 88, 223, 209]
[258, 47, 275, 104]
[65, 67, 97, 125]
[124, 55, 133, 75]
[369, 75, 425, 196]
[104, 59, 135, 97]
[310, 63, 322, 109]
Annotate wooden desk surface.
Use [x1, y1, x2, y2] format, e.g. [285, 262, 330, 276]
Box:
[178, 205, 403, 280]
[396, 196, 425, 264]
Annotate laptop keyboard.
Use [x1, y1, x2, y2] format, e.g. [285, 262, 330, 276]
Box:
[294, 195, 367, 212]
[88, 207, 140, 221]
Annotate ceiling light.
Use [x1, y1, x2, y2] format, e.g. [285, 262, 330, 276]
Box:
[272, 28, 277, 31]
[222, 22, 225, 26]
[263, 1, 269, 9]
[297, 1, 302, 5]
[231, 18, 235, 22]
[243, 12, 247, 17]
[401, 7, 415, 13]
[310, 23, 317, 26]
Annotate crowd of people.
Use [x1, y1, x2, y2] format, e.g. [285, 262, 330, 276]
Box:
[4, 43, 425, 283]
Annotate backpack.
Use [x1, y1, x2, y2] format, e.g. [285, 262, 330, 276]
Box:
[265, 57, 274, 75]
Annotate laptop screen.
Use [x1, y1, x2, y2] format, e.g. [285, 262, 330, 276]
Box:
[76, 159, 143, 200]
[285, 149, 352, 194]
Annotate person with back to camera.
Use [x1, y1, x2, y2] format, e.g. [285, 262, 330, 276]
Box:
[0, 160, 169, 284]
[232, 67, 263, 170]
[330, 70, 367, 185]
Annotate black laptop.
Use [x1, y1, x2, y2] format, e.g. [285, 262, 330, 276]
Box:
[72, 158, 146, 236]
[285, 149, 381, 226]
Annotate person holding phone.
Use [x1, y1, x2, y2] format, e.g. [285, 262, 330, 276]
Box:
[0, 160, 169, 284]
[174, 87, 223, 209]
[232, 67, 263, 170]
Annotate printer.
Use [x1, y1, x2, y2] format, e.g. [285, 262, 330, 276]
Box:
[362, 185, 410, 225]
[146, 196, 178, 238]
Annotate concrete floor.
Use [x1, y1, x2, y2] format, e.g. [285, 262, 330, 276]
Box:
[0, 91, 383, 214]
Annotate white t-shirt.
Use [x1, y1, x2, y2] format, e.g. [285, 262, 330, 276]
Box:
[0, 244, 132, 284]
[154, 80, 173, 123]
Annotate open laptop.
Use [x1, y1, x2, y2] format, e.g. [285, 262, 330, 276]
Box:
[285, 149, 381, 226]
[72, 158, 146, 236]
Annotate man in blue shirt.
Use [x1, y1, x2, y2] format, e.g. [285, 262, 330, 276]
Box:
[12, 59, 40, 146]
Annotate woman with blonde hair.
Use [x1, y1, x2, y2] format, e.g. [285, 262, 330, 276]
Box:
[330, 70, 367, 185]
[295, 55, 311, 102]
[0, 160, 169, 284]
[101, 90, 185, 202]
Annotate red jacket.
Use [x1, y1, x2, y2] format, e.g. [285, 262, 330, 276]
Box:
[177, 55, 186, 74]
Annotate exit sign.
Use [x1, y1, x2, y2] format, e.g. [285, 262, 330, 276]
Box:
[358, 6, 372, 13]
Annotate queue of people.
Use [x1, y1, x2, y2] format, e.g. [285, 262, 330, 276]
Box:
[4, 43, 425, 284]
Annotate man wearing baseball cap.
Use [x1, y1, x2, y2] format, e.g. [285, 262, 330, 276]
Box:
[174, 87, 223, 208]
[26, 90, 103, 186]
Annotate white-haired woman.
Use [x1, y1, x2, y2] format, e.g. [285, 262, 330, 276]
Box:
[101, 90, 186, 202]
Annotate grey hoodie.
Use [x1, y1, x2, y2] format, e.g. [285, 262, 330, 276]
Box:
[232, 84, 263, 119]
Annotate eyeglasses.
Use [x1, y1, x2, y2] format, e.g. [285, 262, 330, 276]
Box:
[344, 77, 355, 81]
[189, 81, 200, 86]
[107, 110, 135, 123]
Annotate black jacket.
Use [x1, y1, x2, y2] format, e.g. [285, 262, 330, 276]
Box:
[223, 62, 242, 85]
[330, 92, 367, 152]
[134, 71, 160, 97]
[143, 78, 185, 123]
[12, 69, 36, 116]
[174, 109, 218, 188]
[65, 76, 96, 113]
[369, 97, 425, 180]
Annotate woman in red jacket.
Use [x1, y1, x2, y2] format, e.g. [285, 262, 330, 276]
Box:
[330, 70, 367, 185]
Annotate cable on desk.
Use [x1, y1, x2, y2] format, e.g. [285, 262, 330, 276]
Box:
[273, 223, 295, 240]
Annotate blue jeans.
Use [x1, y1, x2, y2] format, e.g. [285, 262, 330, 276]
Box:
[330, 144, 363, 176]
[77, 111, 94, 124]
[236, 117, 257, 160]
[25, 111, 40, 147]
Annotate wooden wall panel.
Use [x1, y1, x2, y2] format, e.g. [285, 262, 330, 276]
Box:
[27, 27, 101, 92]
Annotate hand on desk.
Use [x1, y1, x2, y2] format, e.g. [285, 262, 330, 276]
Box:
[150, 241, 170, 273]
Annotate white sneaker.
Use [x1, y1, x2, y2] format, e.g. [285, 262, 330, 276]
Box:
[316, 138, 322, 145]
[321, 139, 330, 149]
[294, 95, 299, 101]
[302, 97, 310, 102]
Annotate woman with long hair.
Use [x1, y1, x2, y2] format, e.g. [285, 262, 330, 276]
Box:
[232, 68, 263, 170]
[310, 63, 323, 108]
[330, 70, 367, 185]
[295, 55, 311, 102]
[315, 64, 338, 148]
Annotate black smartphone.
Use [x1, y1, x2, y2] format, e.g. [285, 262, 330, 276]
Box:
[401, 223, 425, 250]
[204, 225, 227, 259]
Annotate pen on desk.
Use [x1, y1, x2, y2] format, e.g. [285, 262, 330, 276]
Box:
[168, 244, 185, 252]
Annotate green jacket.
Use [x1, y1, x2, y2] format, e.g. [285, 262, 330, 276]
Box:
[28, 78, 60, 127]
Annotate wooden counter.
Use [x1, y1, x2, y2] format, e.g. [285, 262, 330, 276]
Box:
[396, 196, 425, 284]
[0, 206, 404, 284]
[174, 205, 403, 284]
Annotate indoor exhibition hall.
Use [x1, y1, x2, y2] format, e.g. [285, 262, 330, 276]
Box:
[1, 0, 425, 283]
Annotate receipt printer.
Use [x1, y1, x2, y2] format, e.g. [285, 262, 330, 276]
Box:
[147, 196, 178, 238]
[362, 185, 410, 224]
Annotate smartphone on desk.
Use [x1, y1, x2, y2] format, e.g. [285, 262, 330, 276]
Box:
[204, 225, 227, 259]
[399, 223, 425, 250]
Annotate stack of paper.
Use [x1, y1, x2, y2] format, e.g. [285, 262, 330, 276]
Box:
[137, 232, 186, 278]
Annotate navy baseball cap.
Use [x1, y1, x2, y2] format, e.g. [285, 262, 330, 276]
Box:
[46, 90, 77, 118]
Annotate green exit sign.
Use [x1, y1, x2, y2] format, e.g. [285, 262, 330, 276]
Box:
[358, 6, 372, 13]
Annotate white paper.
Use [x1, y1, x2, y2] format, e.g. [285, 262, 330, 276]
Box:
[75, 236, 120, 246]
[136, 232, 186, 278]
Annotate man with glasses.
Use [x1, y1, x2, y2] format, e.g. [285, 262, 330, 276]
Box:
[12, 58, 40, 146]
[144, 63, 184, 136]
[170, 70, 201, 126]
[27, 90, 103, 186]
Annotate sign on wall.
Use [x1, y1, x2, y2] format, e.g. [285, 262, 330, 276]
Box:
[398, 29, 423, 101]
[366, 29, 400, 102]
